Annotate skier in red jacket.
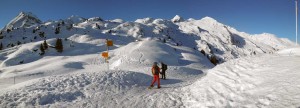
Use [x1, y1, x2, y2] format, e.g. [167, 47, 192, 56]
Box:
[149, 62, 161, 89]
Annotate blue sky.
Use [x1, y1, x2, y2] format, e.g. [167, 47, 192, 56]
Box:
[0, 0, 297, 42]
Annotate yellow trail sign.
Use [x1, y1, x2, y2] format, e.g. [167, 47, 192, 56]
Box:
[102, 52, 108, 58]
[107, 40, 113, 46]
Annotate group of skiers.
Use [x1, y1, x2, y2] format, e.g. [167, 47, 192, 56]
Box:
[149, 62, 168, 89]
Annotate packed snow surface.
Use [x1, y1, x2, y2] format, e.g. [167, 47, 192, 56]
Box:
[0, 47, 299, 108]
[181, 47, 300, 108]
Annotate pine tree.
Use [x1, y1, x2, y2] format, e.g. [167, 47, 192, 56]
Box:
[6, 29, 11, 33]
[17, 41, 22, 45]
[209, 55, 218, 66]
[55, 38, 63, 53]
[96, 23, 100, 29]
[0, 42, 3, 50]
[66, 24, 73, 31]
[40, 43, 45, 55]
[39, 32, 45, 38]
[167, 35, 171, 39]
[55, 27, 60, 34]
[19, 60, 24, 64]
[61, 21, 65, 26]
[43, 40, 48, 50]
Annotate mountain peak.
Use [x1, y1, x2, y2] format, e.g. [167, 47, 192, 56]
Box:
[135, 17, 154, 24]
[19, 11, 37, 18]
[4, 11, 42, 30]
[200, 16, 218, 23]
[67, 15, 86, 22]
[171, 15, 184, 23]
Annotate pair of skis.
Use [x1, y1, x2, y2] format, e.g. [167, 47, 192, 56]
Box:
[148, 86, 161, 89]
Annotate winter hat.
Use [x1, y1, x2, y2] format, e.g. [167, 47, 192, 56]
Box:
[153, 62, 158, 65]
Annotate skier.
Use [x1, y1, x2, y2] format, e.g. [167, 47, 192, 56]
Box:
[149, 62, 161, 89]
[160, 62, 167, 79]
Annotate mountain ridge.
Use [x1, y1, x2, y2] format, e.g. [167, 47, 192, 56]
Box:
[3, 11, 42, 30]
[0, 12, 296, 67]
[0, 12, 299, 108]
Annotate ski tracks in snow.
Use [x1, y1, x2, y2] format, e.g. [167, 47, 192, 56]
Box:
[205, 57, 259, 107]
[181, 54, 300, 107]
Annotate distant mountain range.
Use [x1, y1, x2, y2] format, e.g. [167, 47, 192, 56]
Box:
[0, 12, 296, 67]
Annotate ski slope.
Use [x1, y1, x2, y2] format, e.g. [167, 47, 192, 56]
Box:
[181, 47, 300, 108]
[0, 47, 299, 108]
[0, 12, 299, 107]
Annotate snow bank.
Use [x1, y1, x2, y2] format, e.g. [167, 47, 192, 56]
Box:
[277, 47, 300, 56]
[111, 40, 180, 67]
[1, 43, 42, 67]
[180, 47, 300, 108]
[1, 48, 299, 108]
[0, 70, 152, 107]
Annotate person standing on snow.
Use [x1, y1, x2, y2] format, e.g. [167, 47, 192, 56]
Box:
[160, 62, 167, 80]
[149, 62, 161, 89]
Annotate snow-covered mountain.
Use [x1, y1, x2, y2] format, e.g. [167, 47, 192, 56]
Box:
[0, 12, 299, 107]
[3, 12, 42, 30]
[0, 12, 295, 67]
[171, 15, 184, 23]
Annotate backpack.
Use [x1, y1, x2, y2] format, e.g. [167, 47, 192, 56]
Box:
[152, 66, 160, 75]
[162, 63, 168, 70]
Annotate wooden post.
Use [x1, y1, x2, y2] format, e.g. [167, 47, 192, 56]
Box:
[296, 0, 298, 45]
[102, 39, 113, 70]
[107, 42, 109, 70]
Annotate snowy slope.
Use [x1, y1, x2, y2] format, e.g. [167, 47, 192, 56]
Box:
[0, 12, 299, 108]
[177, 16, 297, 62]
[0, 13, 296, 67]
[0, 38, 212, 107]
[3, 11, 41, 30]
[180, 47, 300, 108]
[0, 47, 299, 107]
